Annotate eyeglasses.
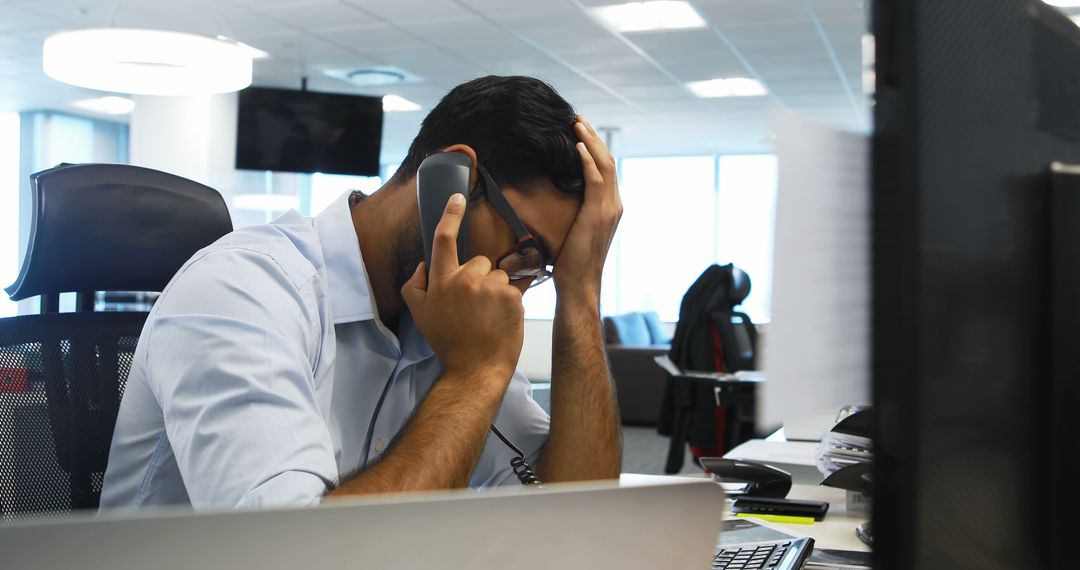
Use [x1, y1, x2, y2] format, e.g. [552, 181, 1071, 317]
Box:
[475, 164, 553, 287]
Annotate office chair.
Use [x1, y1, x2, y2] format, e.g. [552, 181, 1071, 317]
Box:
[658, 264, 759, 473]
[0, 163, 231, 520]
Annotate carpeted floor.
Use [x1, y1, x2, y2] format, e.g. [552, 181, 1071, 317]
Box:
[620, 425, 702, 475]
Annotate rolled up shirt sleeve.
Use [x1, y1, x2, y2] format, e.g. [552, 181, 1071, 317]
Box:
[145, 247, 337, 509]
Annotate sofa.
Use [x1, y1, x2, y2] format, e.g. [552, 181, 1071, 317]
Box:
[603, 311, 672, 426]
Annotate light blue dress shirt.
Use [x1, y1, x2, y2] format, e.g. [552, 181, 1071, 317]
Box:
[99, 191, 550, 511]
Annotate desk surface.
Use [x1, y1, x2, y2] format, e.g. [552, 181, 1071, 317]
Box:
[752, 483, 870, 552]
[621, 474, 871, 553]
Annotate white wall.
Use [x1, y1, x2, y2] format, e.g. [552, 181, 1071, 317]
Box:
[130, 93, 242, 195]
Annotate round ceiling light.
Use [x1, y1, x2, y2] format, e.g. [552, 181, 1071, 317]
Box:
[43, 28, 253, 96]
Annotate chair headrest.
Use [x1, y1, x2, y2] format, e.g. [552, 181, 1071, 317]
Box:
[687, 264, 752, 313]
[5, 163, 233, 301]
[726, 266, 752, 307]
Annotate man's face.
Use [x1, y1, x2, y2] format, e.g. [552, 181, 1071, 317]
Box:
[467, 179, 582, 294]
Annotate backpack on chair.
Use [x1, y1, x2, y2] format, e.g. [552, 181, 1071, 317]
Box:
[657, 264, 758, 470]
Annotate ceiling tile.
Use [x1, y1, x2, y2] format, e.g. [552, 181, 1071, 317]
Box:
[0, 0, 867, 157]
[0, 4, 64, 32]
[341, 0, 475, 24]
[217, 6, 299, 39]
[456, 0, 579, 20]
[809, 0, 867, 22]
[695, 0, 811, 28]
[315, 24, 427, 54]
[253, 0, 375, 30]
[402, 18, 511, 47]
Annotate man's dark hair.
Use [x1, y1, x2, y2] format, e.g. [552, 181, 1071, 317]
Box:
[392, 76, 585, 196]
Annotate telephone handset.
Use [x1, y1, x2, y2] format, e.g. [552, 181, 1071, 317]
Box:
[413, 152, 543, 487]
[417, 151, 471, 269]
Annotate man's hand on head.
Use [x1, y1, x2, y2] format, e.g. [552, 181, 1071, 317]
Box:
[552, 116, 624, 307]
[401, 194, 525, 383]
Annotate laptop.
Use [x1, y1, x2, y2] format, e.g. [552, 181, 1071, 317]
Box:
[1, 479, 726, 570]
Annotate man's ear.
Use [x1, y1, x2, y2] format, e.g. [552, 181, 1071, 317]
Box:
[438, 144, 479, 193]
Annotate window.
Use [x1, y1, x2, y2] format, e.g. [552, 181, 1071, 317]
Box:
[520, 154, 778, 323]
[308, 172, 383, 217]
[613, 156, 718, 322]
[0, 113, 19, 318]
[716, 155, 778, 322]
[4, 112, 129, 314]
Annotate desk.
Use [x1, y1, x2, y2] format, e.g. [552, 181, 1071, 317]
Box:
[741, 483, 870, 552]
[621, 473, 870, 553]
[723, 430, 871, 552]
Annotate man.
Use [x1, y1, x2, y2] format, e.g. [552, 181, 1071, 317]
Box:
[100, 76, 624, 509]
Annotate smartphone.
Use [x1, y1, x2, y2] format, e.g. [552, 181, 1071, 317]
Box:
[416, 152, 472, 269]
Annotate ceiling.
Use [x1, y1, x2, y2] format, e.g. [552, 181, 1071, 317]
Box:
[0, 0, 871, 161]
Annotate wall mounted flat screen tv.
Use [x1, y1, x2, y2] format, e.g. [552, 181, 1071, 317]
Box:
[236, 86, 383, 176]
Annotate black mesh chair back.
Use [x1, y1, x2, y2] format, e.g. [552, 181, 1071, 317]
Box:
[0, 313, 145, 520]
[0, 163, 232, 521]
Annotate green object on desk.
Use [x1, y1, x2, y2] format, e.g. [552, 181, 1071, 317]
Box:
[735, 513, 815, 525]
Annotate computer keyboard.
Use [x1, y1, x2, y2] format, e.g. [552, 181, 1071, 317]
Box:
[711, 537, 815, 570]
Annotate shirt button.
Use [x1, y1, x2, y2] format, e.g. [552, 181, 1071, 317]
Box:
[375, 438, 383, 453]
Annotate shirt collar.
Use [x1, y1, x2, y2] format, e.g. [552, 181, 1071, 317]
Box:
[313, 191, 375, 324]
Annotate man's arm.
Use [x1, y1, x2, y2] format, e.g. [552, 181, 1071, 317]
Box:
[331, 192, 527, 496]
[540, 296, 622, 482]
[539, 116, 624, 482]
[146, 249, 338, 509]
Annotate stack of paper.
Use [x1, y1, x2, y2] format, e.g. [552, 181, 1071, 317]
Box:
[816, 432, 872, 476]
[814, 406, 873, 477]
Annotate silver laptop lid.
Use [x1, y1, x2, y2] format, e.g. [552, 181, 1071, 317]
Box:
[2, 479, 724, 570]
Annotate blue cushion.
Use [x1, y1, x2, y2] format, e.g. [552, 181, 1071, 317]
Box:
[607, 312, 651, 346]
[642, 311, 672, 345]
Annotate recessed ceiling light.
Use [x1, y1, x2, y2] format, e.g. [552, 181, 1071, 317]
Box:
[324, 67, 422, 88]
[1045, 0, 1080, 7]
[233, 194, 299, 212]
[43, 28, 253, 95]
[382, 95, 422, 112]
[686, 77, 767, 98]
[591, 1, 706, 32]
[70, 96, 135, 115]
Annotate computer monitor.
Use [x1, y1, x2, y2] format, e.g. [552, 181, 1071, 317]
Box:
[872, 0, 1078, 567]
[235, 86, 383, 177]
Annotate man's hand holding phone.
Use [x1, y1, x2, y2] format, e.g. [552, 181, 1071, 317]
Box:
[402, 193, 524, 383]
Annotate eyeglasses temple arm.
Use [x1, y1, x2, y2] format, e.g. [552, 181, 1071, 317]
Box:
[476, 164, 531, 238]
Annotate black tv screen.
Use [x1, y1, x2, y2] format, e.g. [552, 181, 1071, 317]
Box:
[236, 86, 383, 176]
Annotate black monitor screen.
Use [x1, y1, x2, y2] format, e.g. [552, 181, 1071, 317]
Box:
[235, 87, 383, 177]
[872, 0, 1080, 568]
